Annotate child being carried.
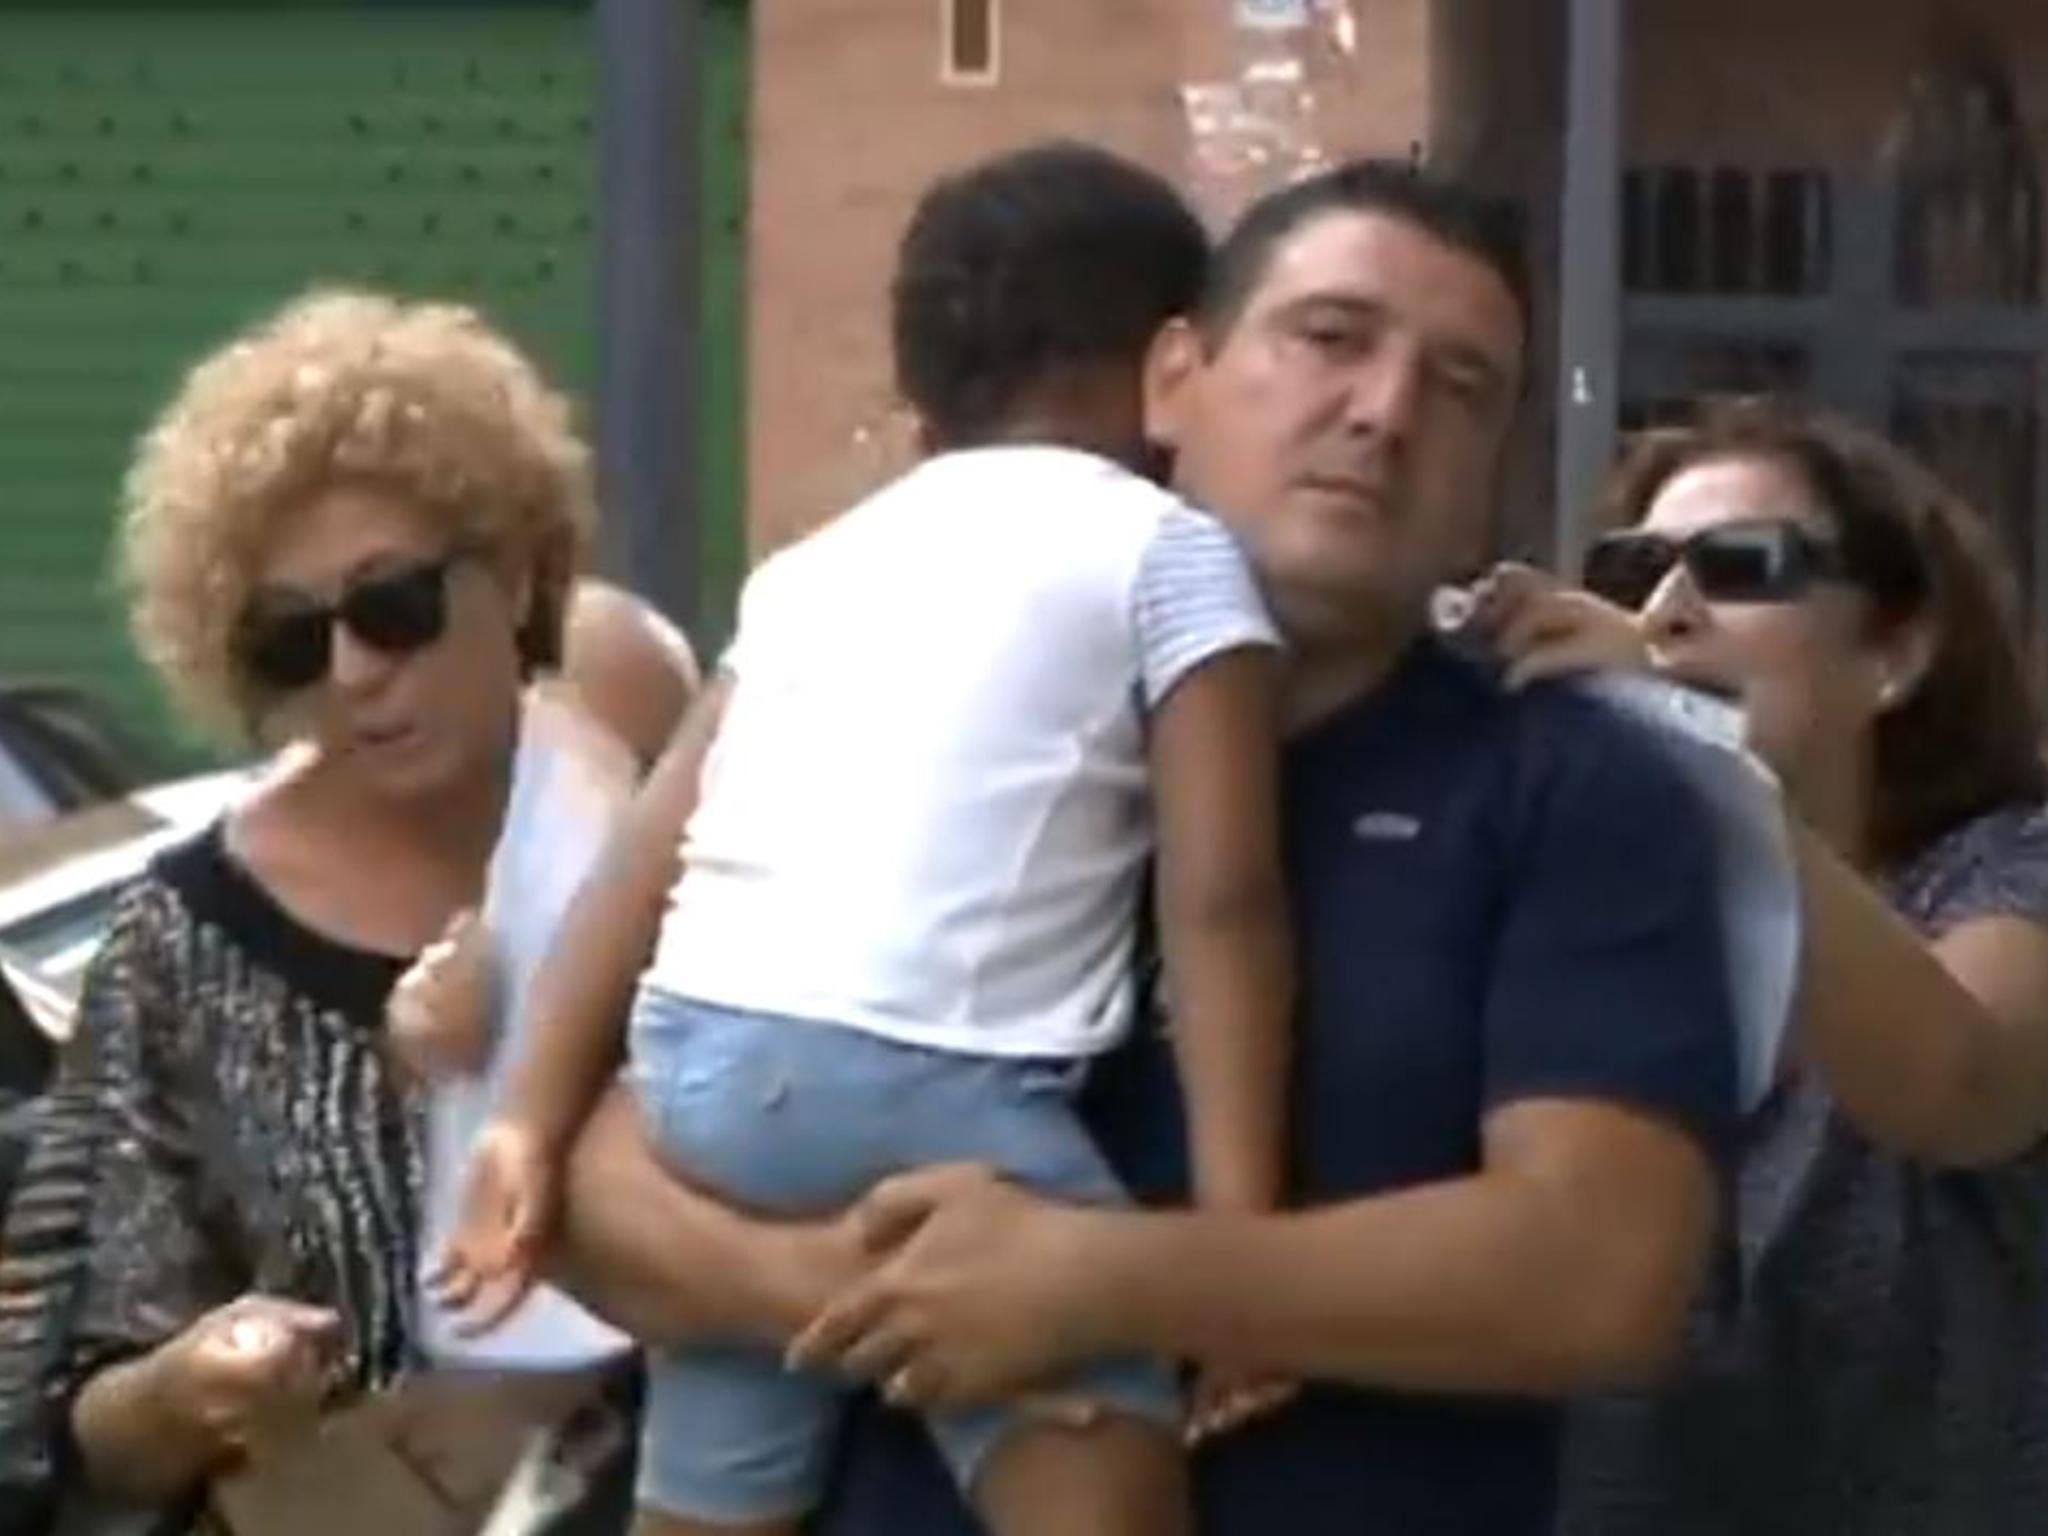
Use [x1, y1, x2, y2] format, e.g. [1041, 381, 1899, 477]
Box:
[435, 142, 1295, 1536]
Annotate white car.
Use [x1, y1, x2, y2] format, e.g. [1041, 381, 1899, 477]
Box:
[0, 770, 248, 1040]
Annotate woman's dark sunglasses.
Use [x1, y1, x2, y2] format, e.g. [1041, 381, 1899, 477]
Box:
[236, 553, 461, 693]
[1581, 520, 1849, 611]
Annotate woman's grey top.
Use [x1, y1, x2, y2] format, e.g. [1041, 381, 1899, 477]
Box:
[1561, 802, 2048, 1535]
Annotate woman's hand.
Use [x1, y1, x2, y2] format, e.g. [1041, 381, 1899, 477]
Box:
[1462, 563, 1650, 690]
[385, 910, 493, 1086]
[786, 1164, 1108, 1409]
[146, 1295, 344, 1463]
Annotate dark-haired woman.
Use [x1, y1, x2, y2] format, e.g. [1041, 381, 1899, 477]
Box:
[1469, 396, 2048, 1533]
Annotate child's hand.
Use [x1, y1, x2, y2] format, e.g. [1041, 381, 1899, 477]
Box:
[1186, 1366, 1298, 1445]
[426, 1119, 556, 1333]
[387, 910, 493, 1086]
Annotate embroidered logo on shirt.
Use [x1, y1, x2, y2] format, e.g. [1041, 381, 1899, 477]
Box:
[1353, 811, 1422, 841]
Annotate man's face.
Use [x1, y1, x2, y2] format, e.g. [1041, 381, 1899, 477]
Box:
[1151, 208, 1525, 645]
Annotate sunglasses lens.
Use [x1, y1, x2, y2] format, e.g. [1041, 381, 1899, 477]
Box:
[240, 611, 332, 692]
[339, 562, 450, 654]
[1583, 535, 1677, 610]
[1686, 528, 1790, 602]
[237, 558, 454, 696]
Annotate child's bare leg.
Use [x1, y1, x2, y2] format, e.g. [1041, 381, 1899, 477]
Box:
[974, 1416, 1190, 1536]
[629, 1509, 801, 1536]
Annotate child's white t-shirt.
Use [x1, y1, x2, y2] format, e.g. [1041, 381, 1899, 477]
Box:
[643, 445, 1279, 1059]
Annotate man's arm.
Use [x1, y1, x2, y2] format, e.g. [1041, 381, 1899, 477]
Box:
[546, 1084, 864, 1350]
[791, 1097, 1713, 1406]
[1076, 1097, 1712, 1391]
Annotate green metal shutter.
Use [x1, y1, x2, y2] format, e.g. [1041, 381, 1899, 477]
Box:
[0, 6, 597, 762]
[696, 0, 749, 642]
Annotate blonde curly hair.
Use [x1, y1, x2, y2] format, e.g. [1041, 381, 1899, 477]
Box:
[121, 288, 597, 738]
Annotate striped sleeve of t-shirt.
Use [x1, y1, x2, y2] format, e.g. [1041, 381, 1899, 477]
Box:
[1130, 503, 1282, 711]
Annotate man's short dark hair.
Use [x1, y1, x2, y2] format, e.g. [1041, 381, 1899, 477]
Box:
[890, 141, 1209, 449]
[1196, 160, 1531, 347]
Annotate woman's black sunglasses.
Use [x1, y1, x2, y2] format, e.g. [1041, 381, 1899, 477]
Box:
[236, 553, 462, 693]
[1581, 520, 1849, 611]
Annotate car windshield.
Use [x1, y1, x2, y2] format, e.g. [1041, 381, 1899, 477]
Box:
[0, 772, 247, 1032]
[1, 888, 120, 997]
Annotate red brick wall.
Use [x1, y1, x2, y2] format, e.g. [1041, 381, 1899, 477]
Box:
[1628, 0, 2048, 165]
[744, 1, 2048, 559]
[746, 0, 1431, 554]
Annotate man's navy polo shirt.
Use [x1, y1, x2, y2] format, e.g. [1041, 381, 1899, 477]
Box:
[813, 638, 1737, 1536]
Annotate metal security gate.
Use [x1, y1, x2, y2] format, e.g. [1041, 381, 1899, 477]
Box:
[1620, 164, 2048, 652]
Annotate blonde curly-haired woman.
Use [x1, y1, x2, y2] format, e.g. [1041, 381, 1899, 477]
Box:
[0, 290, 660, 1536]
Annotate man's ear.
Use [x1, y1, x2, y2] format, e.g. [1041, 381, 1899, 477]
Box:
[1143, 317, 1205, 458]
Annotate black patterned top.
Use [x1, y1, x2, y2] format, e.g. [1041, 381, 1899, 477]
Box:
[0, 822, 418, 1522]
[1560, 803, 2048, 1535]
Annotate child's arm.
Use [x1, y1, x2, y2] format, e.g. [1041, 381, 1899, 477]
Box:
[496, 672, 732, 1152]
[432, 676, 732, 1323]
[385, 910, 492, 1085]
[1149, 646, 1294, 1215]
[1150, 644, 1297, 1432]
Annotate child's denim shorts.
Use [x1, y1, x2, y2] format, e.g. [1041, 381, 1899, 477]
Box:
[624, 986, 1181, 1523]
